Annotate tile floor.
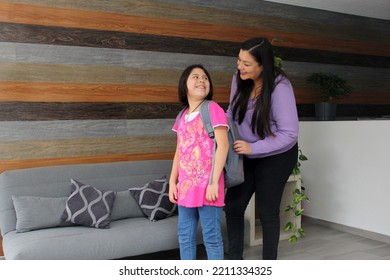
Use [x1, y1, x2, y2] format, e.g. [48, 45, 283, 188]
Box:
[123, 217, 390, 260]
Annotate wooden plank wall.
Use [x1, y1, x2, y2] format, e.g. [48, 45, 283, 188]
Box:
[0, 0, 389, 173]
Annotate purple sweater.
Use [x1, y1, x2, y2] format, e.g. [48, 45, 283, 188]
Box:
[226, 74, 299, 158]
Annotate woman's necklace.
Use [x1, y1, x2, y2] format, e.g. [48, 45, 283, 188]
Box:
[185, 99, 205, 121]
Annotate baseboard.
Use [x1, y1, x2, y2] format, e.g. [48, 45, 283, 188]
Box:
[303, 216, 390, 244]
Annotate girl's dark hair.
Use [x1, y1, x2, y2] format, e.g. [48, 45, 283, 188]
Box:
[232, 37, 286, 139]
[178, 64, 213, 107]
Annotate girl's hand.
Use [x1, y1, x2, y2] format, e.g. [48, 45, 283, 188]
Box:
[206, 183, 219, 201]
[233, 140, 252, 155]
[169, 183, 178, 204]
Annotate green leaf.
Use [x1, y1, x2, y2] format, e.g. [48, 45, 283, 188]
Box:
[284, 222, 293, 231]
[285, 205, 293, 211]
[298, 228, 305, 237]
[288, 235, 298, 243]
[295, 209, 304, 216]
[299, 154, 308, 161]
[293, 197, 301, 204]
[293, 188, 302, 195]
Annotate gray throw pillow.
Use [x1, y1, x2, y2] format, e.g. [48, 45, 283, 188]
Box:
[61, 179, 116, 229]
[129, 177, 177, 221]
[12, 196, 69, 233]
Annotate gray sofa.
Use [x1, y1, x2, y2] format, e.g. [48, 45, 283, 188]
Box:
[0, 160, 203, 260]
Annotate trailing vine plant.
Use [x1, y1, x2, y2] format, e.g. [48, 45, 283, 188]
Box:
[284, 148, 309, 242]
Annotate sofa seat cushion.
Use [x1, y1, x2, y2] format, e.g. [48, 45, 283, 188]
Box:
[3, 216, 186, 260]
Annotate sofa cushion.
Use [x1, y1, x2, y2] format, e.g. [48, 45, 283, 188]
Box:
[61, 179, 116, 229]
[129, 177, 177, 221]
[12, 196, 70, 233]
[3, 217, 185, 260]
[110, 190, 144, 221]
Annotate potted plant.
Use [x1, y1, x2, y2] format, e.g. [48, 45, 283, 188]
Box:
[307, 72, 353, 120]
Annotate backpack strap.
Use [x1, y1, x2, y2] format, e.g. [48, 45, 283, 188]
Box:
[199, 100, 217, 185]
[174, 107, 187, 128]
[200, 100, 215, 140]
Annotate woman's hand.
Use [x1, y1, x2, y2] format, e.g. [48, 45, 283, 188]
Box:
[233, 140, 252, 155]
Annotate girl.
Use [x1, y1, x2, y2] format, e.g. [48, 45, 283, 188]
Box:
[169, 64, 229, 260]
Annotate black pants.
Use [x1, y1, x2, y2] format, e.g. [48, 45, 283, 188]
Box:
[224, 143, 298, 260]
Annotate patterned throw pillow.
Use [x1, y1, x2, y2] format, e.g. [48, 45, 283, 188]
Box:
[129, 177, 177, 221]
[61, 179, 116, 229]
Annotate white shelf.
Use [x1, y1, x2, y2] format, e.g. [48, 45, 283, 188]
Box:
[244, 174, 301, 246]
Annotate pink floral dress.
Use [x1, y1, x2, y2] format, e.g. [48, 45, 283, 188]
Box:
[172, 101, 228, 208]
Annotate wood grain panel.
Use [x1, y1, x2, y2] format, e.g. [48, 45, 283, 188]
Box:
[0, 3, 388, 56]
[0, 82, 231, 103]
[125, 103, 185, 120]
[0, 63, 176, 85]
[0, 102, 128, 120]
[0, 62, 127, 84]
[335, 105, 390, 118]
[0, 136, 176, 160]
[0, 152, 175, 173]
[161, 0, 389, 41]
[0, 63, 232, 86]
[3, 0, 389, 45]
[0, 119, 174, 141]
[0, 102, 184, 120]
[0, 120, 124, 141]
[274, 46, 390, 68]
[0, 82, 178, 102]
[0, 22, 239, 57]
[294, 88, 390, 105]
[0, 42, 237, 71]
[297, 104, 390, 118]
[1, 23, 388, 68]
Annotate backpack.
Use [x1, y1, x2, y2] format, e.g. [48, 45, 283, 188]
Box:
[175, 100, 244, 188]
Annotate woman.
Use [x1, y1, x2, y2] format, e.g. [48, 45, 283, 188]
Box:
[225, 37, 299, 260]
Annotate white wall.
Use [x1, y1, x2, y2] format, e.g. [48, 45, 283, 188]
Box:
[299, 120, 390, 236]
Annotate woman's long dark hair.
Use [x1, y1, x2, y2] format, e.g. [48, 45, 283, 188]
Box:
[231, 37, 285, 139]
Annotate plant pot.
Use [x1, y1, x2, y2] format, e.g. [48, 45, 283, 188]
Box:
[315, 102, 337, 121]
